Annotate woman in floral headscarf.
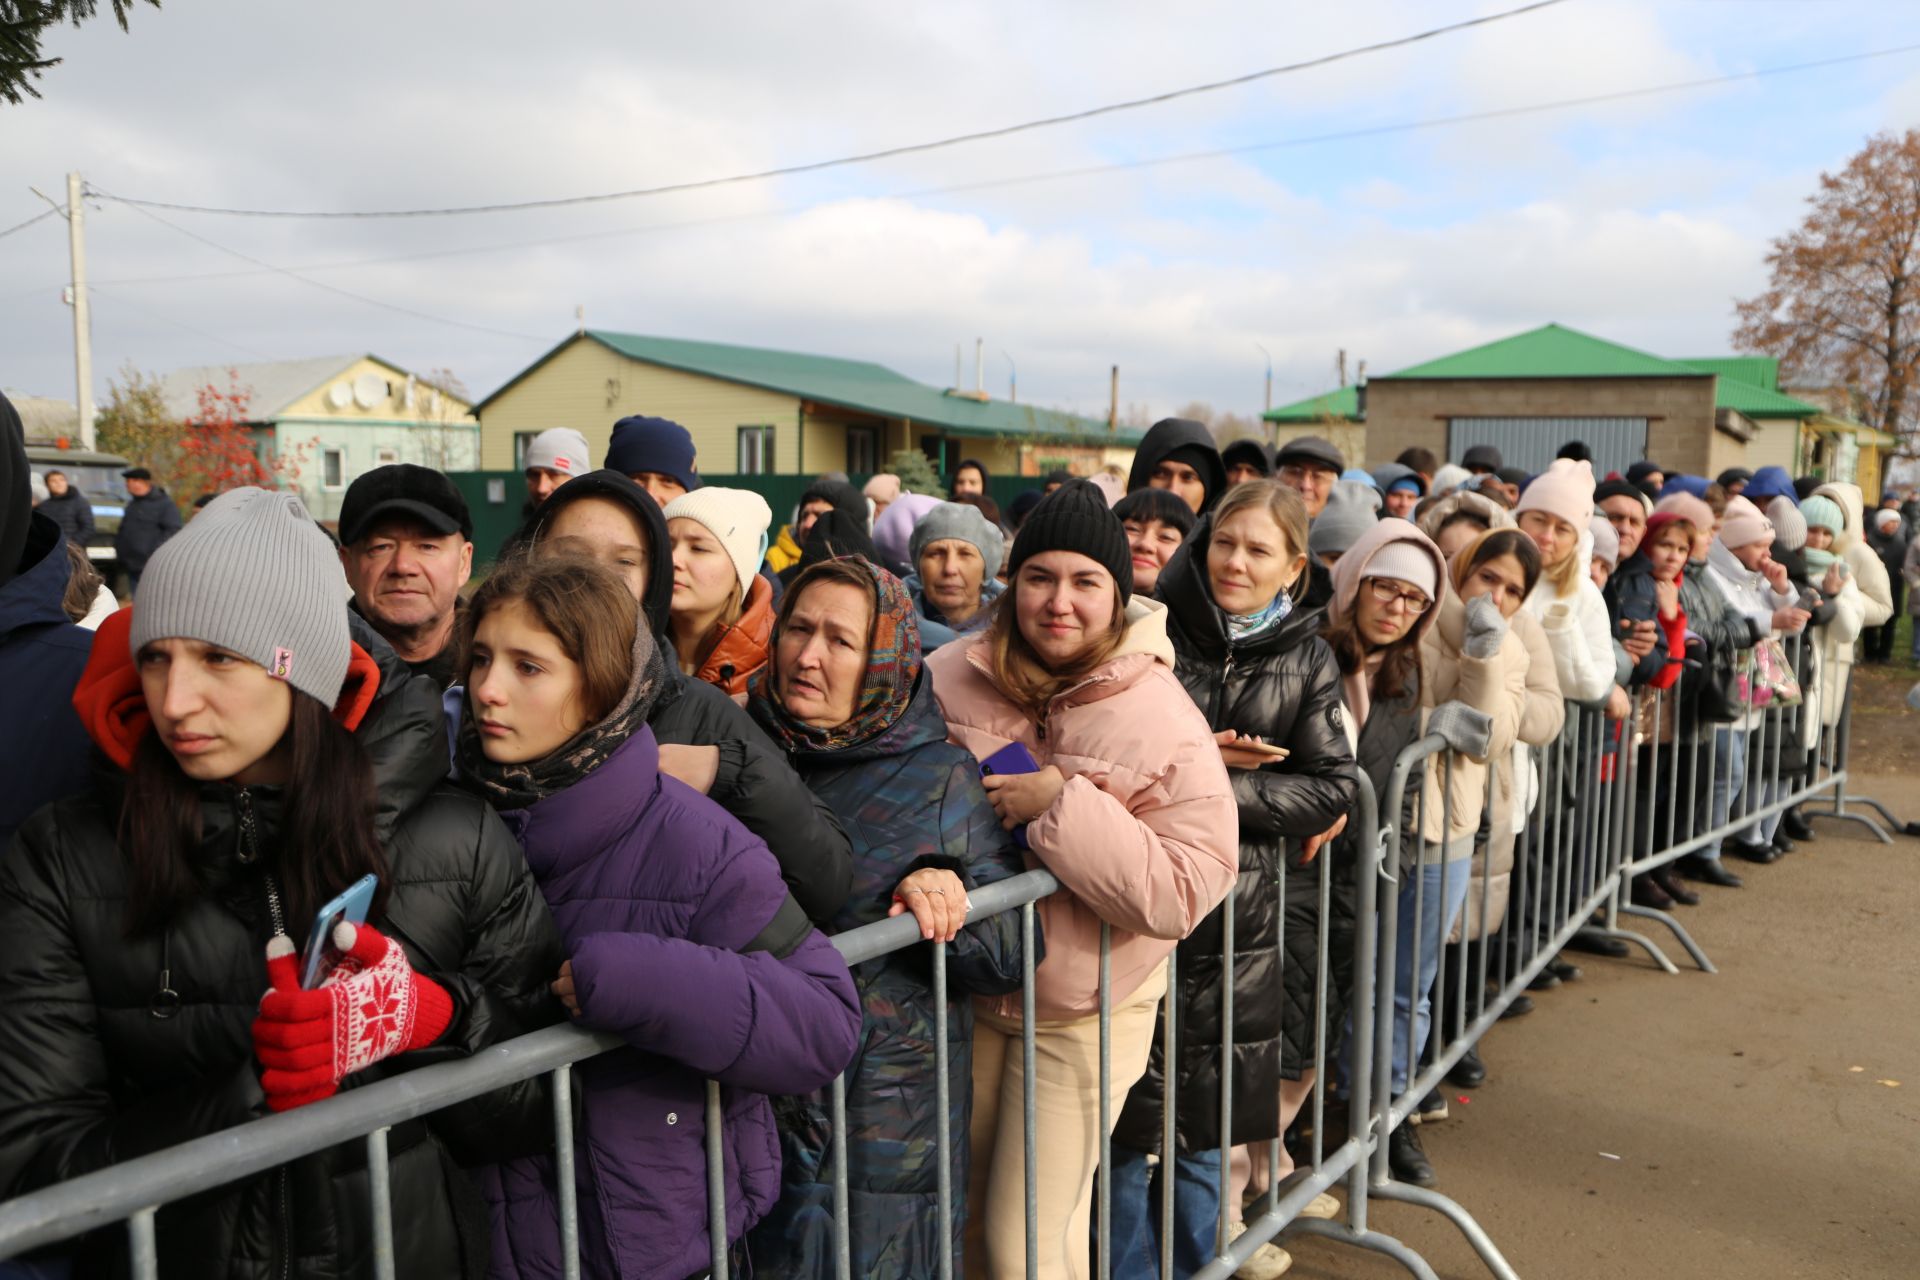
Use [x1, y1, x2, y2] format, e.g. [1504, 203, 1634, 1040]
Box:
[747, 557, 1034, 1280]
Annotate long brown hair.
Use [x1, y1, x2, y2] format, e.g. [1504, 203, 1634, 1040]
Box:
[61, 541, 105, 624]
[122, 693, 387, 937]
[1320, 601, 1421, 703]
[461, 554, 639, 727]
[984, 560, 1128, 721]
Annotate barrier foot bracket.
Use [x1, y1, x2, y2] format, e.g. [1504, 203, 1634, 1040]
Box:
[1284, 1215, 1442, 1280]
[1616, 904, 1716, 973]
[1582, 923, 1679, 975]
[1370, 1178, 1522, 1280]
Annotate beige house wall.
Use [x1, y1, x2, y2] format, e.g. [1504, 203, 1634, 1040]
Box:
[478, 338, 803, 474]
[1360, 376, 1718, 473]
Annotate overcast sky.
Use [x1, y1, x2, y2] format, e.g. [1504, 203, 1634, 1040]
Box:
[5, 0, 1918, 429]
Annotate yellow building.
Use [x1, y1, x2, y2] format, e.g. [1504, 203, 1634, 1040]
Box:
[159, 354, 476, 521]
[475, 330, 1135, 481]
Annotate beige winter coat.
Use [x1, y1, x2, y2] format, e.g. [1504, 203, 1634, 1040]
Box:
[925, 597, 1239, 1020]
[1814, 483, 1894, 628]
[1415, 590, 1531, 862]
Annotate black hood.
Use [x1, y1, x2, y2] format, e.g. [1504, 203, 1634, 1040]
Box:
[1, 391, 30, 587]
[794, 507, 877, 575]
[799, 478, 868, 529]
[1155, 511, 1325, 658]
[1127, 418, 1226, 513]
[524, 469, 674, 638]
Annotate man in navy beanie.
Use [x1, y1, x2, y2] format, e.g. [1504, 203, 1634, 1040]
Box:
[605, 415, 702, 507]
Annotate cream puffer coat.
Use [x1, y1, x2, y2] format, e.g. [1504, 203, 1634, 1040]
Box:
[1814, 483, 1894, 628]
[925, 597, 1239, 1020]
[1456, 608, 1566, 942]
[1521, 544, 1616, 706]
[1415, 590, 1531, 862]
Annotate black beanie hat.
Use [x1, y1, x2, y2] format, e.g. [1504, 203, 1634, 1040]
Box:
[1007, 479, 1133, 605]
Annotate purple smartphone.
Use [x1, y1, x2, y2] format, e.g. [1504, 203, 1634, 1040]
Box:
[979, 742, 1041, 850]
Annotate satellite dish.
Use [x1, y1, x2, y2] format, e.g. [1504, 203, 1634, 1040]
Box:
[327, 381, 352, 409]
[353, 372, 387, 410]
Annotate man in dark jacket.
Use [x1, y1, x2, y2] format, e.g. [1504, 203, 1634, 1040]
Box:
[1866, 502, 1909, 661]
[1221, 439, 1274, 487]
[338, 464, 475, 690]
[521, 469, 854, 924]
[0, 397, 95, 850]
[1127, 418, 1226, 515]
[36, 470, 94, 546]
[113, 466, 181, 590]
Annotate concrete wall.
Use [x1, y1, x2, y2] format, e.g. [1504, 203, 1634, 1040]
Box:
[478, 337, 804, 474]
[1361, 376, 1719, 474]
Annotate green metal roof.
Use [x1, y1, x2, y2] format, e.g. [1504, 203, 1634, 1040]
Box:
[1385, 323, 1697, 380]
[1265, 385, 1361, 423]
[479, 330, 1133, 442]
[1264, 325, 1823, 423]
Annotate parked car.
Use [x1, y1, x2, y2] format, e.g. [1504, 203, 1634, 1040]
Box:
[26, 444, 130, 568]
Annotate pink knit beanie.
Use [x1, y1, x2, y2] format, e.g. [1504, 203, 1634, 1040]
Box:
[1717, 495, 1773, 550]
[1514, 458, 1596, 531]
[1654, 491, 1713, 534]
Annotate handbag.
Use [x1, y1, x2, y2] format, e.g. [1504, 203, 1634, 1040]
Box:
[1690, 639, 1745, 724]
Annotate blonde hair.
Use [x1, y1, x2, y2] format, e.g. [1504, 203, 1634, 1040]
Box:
[985, 568, 1127, 721]
[1211, 479, 1310, 593]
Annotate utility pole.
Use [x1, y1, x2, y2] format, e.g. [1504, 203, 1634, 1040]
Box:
[1108, 364, 1119, 433]
[62, 173, 96, 450]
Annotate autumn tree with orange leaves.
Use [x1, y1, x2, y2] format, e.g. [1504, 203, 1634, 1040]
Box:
[97, 365, 310, 514]
[1735, 130, 1920, 452]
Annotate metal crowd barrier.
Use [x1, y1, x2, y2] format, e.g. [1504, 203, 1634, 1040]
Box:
[0, 630, 1887, 1280]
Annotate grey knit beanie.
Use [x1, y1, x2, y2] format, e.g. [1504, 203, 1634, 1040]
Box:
[909, 501, 1006, 582]
[130, 487, 353, 707]
[1309, 481, 1381, 558]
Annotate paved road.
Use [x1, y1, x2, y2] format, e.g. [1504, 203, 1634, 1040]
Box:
[1283, 775, 1920, 1280]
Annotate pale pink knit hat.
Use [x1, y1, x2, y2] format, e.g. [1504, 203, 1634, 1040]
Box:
[1654, 491, 1714, 533]
[1717, 495, 1773, 550]
[1513, 458, 1596, 531]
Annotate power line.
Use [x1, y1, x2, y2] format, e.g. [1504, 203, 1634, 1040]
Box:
[97, 196, 551, 344]
[87, 283, 276, 360]
[81, 40, 1920, 290]
[0, 207, 60, 240]
[87, 0, 1570, 220]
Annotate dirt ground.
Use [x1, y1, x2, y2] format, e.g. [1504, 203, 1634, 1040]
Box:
[1278, 752, 1920, 1280]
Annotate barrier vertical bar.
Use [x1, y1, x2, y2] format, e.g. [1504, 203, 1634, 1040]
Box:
[831, 1074, 851, 1280]
[127, 1208, 158, 1280]
[707, 1080, 728, 1280]
[934, 940, 953, 1280]
[553, 1065, 582, 1280]
[1097, 922, 1113, 1280]
[1159, 950, 1177, 1280]
[367, 1126, 395, 1280]
[1022, 900, 1039, 1280]
[1217, 882, 1236, 1259]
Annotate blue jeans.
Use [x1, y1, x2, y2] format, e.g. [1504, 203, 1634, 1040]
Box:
[1389, 861, 1474, 1096]
[1107, 1142, 1224, 1280]
[1708, 728, 1748, 853]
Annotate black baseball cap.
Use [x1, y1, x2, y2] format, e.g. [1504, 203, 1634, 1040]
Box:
[337, 464, 473, 546]
[121, 467, 153, 481]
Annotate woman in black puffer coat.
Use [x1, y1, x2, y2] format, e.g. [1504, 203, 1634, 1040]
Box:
[1109, 480, 1356, 1279]
[0, 490, 562, 1280]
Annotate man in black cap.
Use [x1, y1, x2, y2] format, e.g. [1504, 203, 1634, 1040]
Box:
[114, 466, 182, 592]
[337, 463, 475, 688]
[1127, 418, 1226, 514]
[1460, 444, 1502, 476]
[1273, 435, 1345, 520]
[1221, 439, 1274, 488]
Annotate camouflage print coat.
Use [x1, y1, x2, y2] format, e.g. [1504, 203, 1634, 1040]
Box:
[746, 674, 1033, 1279]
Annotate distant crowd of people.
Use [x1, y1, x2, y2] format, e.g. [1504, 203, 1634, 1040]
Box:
[1, 385, 1907, 1280]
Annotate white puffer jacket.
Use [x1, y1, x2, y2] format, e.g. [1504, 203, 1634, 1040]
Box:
[1705, 539, 1800, 731]
[1522, 572, 1616, 706]
[1814, 483, 1893, 628]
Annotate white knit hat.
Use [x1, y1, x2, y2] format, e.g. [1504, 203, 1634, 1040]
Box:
[1514, 458, 1596, 532]
[130, 487, 352, 707]
[662, 487, 772, 596]
[522, 427, 591, 478]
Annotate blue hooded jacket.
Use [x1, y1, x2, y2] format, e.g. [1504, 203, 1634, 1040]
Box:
[0, 514, 95, 850]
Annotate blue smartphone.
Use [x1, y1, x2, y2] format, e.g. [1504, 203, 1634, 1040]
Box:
[300, 874, 378, 989]
[979, 742, 1042, 850]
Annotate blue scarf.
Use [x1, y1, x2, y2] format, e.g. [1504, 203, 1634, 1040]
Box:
[1223, 589, 1294, 643]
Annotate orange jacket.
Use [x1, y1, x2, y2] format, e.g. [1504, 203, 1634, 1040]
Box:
[691, 574, 774, 699]
[924, 598, 1238, 1020]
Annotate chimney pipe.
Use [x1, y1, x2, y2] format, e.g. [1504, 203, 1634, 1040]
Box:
[975, 338, 984, 395]
[1108, 365, 1119, 433]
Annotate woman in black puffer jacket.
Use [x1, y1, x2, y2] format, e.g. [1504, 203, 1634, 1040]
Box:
[1109, 480, 1356, 1279]
[0, 490, 562, 1280]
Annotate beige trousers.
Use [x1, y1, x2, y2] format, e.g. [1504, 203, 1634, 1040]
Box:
[1228, 1069, 1318, 1219]
[963, 965, 1168, 1280]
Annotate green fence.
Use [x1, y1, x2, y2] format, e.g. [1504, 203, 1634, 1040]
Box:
[447, 470, 1066, 566]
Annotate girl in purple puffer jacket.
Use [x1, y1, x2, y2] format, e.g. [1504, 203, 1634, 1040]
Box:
[454, 554, 862, 1280]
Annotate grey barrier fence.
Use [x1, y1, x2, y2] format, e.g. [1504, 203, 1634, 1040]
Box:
[0, 639, 1885, 1280]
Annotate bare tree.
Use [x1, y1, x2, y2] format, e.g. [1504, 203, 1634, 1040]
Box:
[1734, 129, 1920, 451]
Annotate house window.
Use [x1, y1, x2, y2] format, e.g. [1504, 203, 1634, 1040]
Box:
[322, 448, 345, 490]
[846, 426, 879, 475]
[513, 431, 540, 470]
[375, 447, 400, 465]
[737, 425, 775, 475]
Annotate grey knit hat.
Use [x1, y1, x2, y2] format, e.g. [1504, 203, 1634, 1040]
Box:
[1308, 481, 1380, 558]
[908, 501, 1005, 582]
[131, 487, 352, 707]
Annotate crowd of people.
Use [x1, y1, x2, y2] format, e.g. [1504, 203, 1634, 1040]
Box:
[0, 388, 1903, 1280]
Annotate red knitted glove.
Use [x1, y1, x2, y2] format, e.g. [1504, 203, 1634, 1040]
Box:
[252, 922, 454, 1113]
